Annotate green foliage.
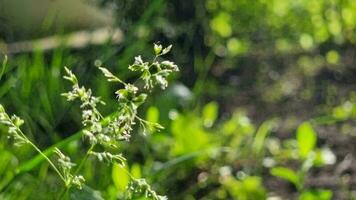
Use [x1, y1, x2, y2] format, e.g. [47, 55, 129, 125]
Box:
[0, 43, 178, 199]
[299, 189, 333, 200]
[252, 119, 277, 156]
[202, 101, 218, 128]
[223, 176, 266, 200]
[297, 122, 317, 159]
[271, 167, 300, 188]
[112, 163, 129, 192]
[1, 0, 355, 199]
[146, 106, 160, 124]
[0, 55, 7, 80]
[270, 121, 335, 198]
[171, 113, 211, 156]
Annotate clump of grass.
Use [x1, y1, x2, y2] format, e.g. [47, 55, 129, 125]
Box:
[0, 43, 177, 199]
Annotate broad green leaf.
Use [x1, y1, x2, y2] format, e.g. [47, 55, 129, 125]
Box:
[299, 189, 332, 200]
[270, 167, 299, 187]
[171, 114, 210, 155]
[112, 163, 129, 191]
[146, 106, 160, 123]
[131, 163, 141, 179]
[297, 122, 317, 159]
[210, 12, 232, 37]
[202, 101, 218, 128]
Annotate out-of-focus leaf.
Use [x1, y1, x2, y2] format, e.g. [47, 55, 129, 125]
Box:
[146, 106, 159, 124]
[131, 163, 141, 179]
[202, 101, 218, 128]
[332, 101, 354, 120]
[299, 189, 332, 200]
[171, 114, 210, 156]
[297, 122, 317, 159]
[222, 111, 255, 135]
[252, 119, 277, 155]
[0, 150, 17, 191]
[0, 150, 15, 177]
[270, 167, 299, 187]
[223, 176, 266, 200]
[0, 55, 7, 80]
[112, 163, 129, 191]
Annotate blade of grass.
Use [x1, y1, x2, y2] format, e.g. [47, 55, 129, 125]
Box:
[0, 55, 7, 80]
[152, 146, 231, 176]
[15, 130, 82, 174]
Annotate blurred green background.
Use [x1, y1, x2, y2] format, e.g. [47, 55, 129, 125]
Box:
[0, 0, 356, 199]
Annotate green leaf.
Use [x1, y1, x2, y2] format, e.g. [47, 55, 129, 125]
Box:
[171, 115, 210, 155]
[202, 102, 218, 128]
[223, 176, 266, 200]
[299, 189, 332, 200]
[270, 167, 299, 187]
[0, 150, 17, 189]
[297, 122, 317, 159]
[146, 106, 160, 123]
[112, 163, 130, 191]
[252, 119, 276, 155]
[131, 163, 141, 179]
[0, 55, 7, 80]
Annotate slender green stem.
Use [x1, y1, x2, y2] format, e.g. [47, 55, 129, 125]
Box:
[25, 138, 66, 183]
[58, 144, 95, 200]
[74, 144, 96, 175]
[152, 55, 159, 63]
[11, 117, 66, 183]
[15, 131, 82, 174]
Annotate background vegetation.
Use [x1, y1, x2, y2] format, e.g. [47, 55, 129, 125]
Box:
[0, 0, 355, 199]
